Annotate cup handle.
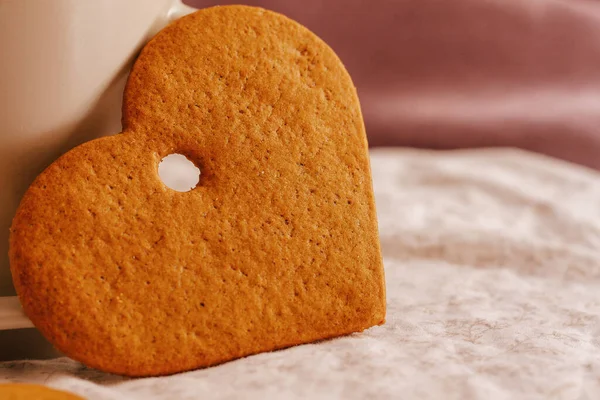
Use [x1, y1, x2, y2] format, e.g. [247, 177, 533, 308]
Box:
[167, 0, 197, 22]
[147, 0, 197, 39]
[0, 296, 33, 330]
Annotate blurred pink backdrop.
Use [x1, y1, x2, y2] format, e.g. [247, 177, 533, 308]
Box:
[185, 0, 600, 170]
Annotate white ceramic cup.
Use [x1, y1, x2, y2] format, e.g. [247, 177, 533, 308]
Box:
[0, 0, 196, 357]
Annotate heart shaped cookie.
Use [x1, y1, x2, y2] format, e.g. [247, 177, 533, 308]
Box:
[9, 5, 385, 376]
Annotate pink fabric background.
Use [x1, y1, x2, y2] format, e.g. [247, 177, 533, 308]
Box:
[185, 0, 600, 170]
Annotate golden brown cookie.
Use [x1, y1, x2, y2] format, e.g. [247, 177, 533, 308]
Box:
[9, 5, 385, 376]
[0, 384, 83, 400]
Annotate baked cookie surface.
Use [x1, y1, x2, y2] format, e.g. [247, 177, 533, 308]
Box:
[10, 5, 385, 376]
[0, 384, 83, 400]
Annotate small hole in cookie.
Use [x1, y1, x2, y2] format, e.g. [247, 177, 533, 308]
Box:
[158, 154, 200, 192]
